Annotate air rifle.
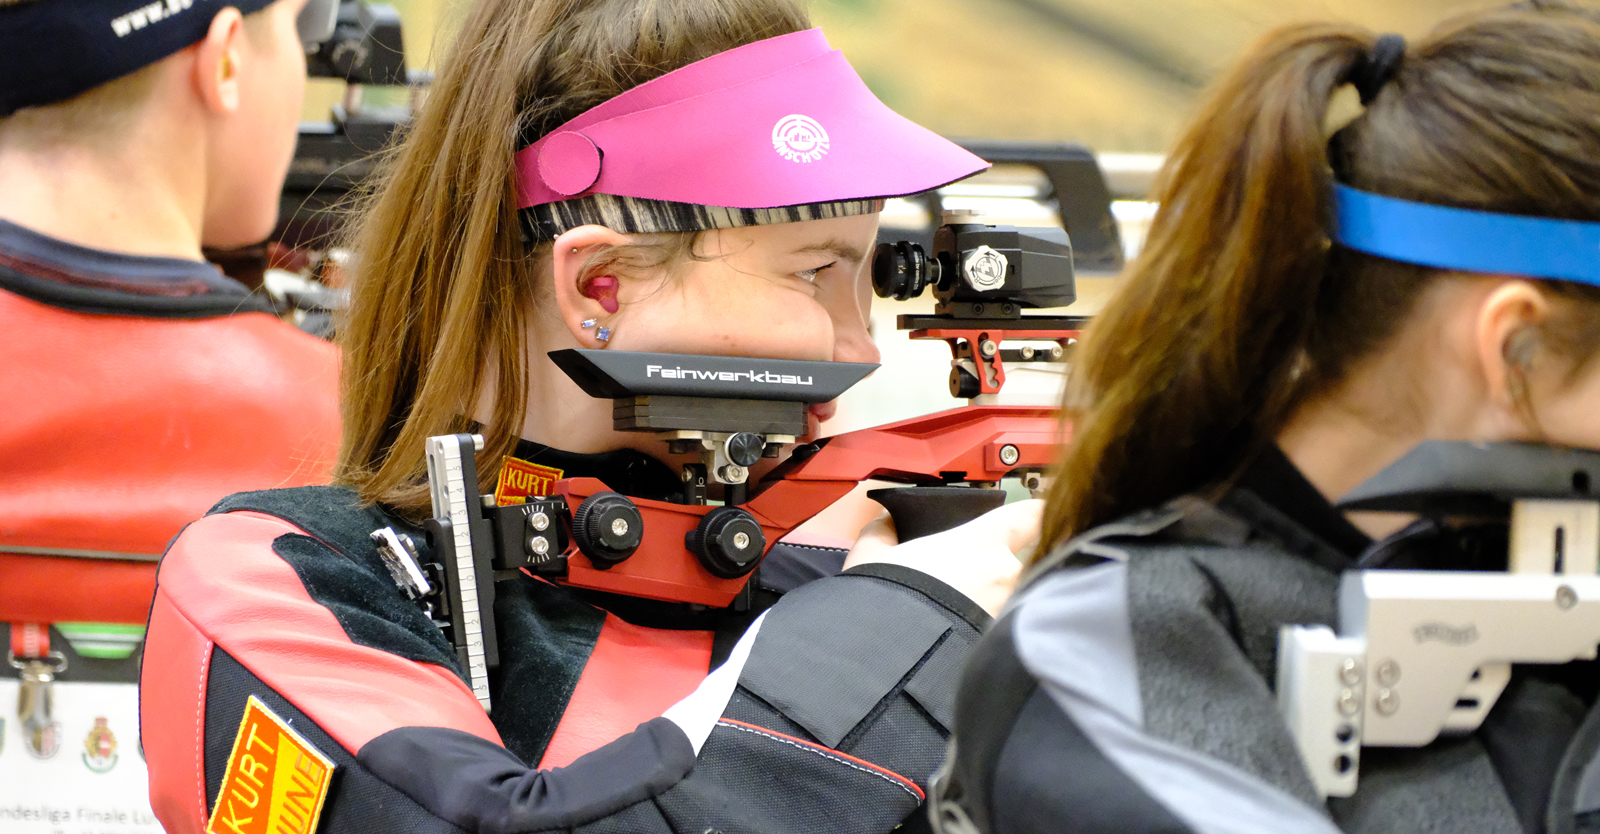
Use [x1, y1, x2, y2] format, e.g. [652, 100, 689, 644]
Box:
[1277, 441, 1600, 798]
[374, 145, 1120, 709]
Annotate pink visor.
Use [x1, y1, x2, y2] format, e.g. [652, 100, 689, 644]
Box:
[514, 29, 988, 213]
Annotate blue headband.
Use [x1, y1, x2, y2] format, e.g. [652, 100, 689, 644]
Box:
[0, 0, 276, 117]
[1332, 184, 1600, 287]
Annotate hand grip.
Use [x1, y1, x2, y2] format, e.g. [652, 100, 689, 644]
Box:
[867, 486, 1007, 542]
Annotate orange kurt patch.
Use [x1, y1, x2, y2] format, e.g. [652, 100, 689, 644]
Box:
[207, 696, 335, 834]
[494, 456, 565, 506]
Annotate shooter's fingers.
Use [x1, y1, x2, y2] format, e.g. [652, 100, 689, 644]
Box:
[979, 499, 1043, 555]
[842, 510, 898, 570]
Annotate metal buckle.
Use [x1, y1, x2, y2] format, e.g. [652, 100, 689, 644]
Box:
[9, 649, 67, 759]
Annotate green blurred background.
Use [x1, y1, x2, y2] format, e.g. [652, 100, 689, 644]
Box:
[298, 0, 1497, 431]
[308, 0, 1489, 154]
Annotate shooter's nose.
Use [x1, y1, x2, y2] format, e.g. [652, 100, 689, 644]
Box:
[833, 321, 880, 368]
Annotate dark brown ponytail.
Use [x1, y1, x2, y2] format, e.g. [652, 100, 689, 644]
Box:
[1038, 4, 1600, 556]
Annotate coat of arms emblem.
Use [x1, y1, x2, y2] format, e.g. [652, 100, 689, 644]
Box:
[82, 716, 118, 773]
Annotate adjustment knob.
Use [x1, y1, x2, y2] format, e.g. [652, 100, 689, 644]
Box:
[949, 366, 982, 399]
[725, 432, 765, 468]
[572, 492, 644, 568]
[686, 506, 767, 579]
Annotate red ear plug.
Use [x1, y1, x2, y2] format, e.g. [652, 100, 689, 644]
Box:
[583, 275, 619, 313]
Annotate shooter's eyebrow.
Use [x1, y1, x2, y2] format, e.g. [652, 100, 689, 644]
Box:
[793, 239, 866, 266]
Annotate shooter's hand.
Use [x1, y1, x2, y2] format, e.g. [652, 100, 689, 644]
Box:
[844, 499, 1040, 618]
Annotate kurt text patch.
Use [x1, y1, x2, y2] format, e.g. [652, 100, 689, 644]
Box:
[207, 696, 335, 834]
[495, 456, 564, 505]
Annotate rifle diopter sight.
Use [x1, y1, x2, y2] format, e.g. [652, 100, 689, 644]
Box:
[1278, 441, 1600, 798]
[871, 211, 1088, 403]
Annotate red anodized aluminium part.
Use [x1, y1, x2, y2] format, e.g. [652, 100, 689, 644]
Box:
[548, 405, 1066, 608]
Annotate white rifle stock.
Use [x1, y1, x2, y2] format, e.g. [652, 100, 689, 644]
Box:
[1276, 442, 1600, 799]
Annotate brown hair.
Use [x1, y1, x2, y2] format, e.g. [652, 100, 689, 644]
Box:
[336, 0, 809, 516]
[1038, 2, 1600, 556]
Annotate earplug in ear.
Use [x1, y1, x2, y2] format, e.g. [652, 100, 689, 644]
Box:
[583, 275, 620, 314]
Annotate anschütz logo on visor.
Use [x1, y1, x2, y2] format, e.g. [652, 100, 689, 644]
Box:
[772, 115, 830, 163]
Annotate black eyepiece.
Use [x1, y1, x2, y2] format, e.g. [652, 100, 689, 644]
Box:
[872, 241, 938, 301]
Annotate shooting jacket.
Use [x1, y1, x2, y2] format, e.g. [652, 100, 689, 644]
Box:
[932, 447, 1600, 834]
[142, 444, 986, 834]
[0, 218, 340, 633]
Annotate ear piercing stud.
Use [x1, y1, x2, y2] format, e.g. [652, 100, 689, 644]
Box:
[580, 319, 612, 343]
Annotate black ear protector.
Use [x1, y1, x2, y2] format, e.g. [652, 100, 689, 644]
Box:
[297, 0, 341, 52]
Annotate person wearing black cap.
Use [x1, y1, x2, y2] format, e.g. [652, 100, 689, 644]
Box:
[0, 0, 341, 764]
[927, 3, 1600, 833]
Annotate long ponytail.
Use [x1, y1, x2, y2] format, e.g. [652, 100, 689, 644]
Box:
[1039, 4, 1600, 557]
[1038, 26, 1370, 552]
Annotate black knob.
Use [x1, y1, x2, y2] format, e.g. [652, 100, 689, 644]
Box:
[686, 506, 767, 579]
[949, 366, 982, 399]
[572, 492, 644, 568]
[872, 241, 934, 301]
[726, 432, 765, 468]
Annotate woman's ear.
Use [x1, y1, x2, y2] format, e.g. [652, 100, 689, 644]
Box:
[1476, 279, 1552, 410]
[193, 9, 246, 114]
[551, 225, 633, 345]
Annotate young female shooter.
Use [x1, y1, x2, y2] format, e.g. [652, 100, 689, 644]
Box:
[926, 3, 1600, 833]
[141, 1, 1033, 832]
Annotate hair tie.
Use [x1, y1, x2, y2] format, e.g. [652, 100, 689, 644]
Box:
[1350, 34, 1407, 105]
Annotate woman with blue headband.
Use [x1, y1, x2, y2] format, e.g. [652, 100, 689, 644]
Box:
[928, 2, 1600, 833]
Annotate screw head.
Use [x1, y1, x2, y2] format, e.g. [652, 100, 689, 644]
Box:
[979, 339, 999, 358]
[719, 464, 748, 484]
[733, 532, 751, 550]
[1558, 584, 1579, 609]
[1020, 346, 1036, 360]
[530, 511, 550, 532]
[1337, 688, 1360, 716]
[1375, 660, 1400, 687]
[610, 518, 630, 537]
[1375, 688, 1400, 716]
[999, 444, 1021, 466]
[529, 537, 551, 556]
[1339, 657, 1363, 686]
